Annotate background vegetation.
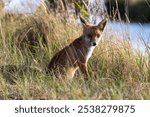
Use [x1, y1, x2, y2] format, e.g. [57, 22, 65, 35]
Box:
[0, 0, 150, 99]
[106, 0, 150, 23]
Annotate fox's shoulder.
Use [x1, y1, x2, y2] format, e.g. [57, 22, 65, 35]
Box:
[70, 36, 84, 48]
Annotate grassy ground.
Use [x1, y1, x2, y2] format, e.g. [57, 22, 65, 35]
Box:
[0, 5, 150, 100]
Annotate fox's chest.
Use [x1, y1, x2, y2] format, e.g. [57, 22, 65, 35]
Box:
[86, 47, 95, 61]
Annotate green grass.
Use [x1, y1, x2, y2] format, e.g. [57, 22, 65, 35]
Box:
[0, 5, 150, 100]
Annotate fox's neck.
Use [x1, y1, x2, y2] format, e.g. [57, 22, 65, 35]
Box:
[71, 36, 95, 61]
[71, 36, 88, 49]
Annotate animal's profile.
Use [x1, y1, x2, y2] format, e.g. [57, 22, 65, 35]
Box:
[47, 18, 108, 80]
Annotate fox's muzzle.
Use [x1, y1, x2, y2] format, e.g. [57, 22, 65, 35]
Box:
[93, 42, 97, 46]
[91, 42, 97, 46]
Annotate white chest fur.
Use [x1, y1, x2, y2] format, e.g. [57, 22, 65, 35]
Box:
[86, 46, 95, 61]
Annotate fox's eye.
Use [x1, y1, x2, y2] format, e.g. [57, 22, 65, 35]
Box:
[97, 34, 100, 38]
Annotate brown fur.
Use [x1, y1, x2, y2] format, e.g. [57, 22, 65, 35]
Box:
[47, 18, 107, 80]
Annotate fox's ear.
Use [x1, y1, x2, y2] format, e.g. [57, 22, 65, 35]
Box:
[80, 16, 89, 29]
[97, 18, 108, 30]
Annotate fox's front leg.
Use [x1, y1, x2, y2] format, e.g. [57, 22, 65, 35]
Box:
[78, 62, 89, 80]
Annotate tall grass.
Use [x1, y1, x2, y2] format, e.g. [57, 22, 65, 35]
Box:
[0, 3, 150, 100]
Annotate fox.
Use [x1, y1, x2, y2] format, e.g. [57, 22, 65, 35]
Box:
[47, 18, 108, 80]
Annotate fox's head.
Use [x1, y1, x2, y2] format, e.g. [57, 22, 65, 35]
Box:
[81, 17, 107, 47]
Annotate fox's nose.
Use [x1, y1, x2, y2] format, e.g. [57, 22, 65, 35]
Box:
[92, 42, 97, 46]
